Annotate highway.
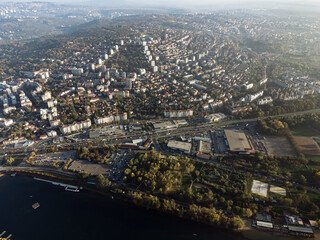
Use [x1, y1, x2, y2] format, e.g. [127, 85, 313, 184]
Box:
[1, 107, 320, 155]
[1, 107, 320, 195]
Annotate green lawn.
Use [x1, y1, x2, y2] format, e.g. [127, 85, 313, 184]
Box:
[306, 155, 320, 163]
[291, 126, 320, 137]
[307, 192, 320, 203]
[308, 165, 320, 171]
[289, 188, 320, 203]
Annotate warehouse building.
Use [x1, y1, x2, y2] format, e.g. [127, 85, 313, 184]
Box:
[152, 121, 177, 131]
[198, 140, 211, 154]
[167, 140, 192, 154]
[224, 129, 253, 154]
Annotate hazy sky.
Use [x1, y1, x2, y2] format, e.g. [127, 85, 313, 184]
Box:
[1, 0, 320, 9]
[83, 0, 320, 9]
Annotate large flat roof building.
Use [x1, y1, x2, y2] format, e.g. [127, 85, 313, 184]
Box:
[152, 121, 177, 130]
[198, 140, 211, 154]
[224, 129, 252, 154]
[167, 140, 192, 154]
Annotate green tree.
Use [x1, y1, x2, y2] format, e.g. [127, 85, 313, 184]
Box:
[4, 156, 15, 166]
[299, 175, 307, 184]
[230, 216, 244, 230]
[97, 174, 111, 188]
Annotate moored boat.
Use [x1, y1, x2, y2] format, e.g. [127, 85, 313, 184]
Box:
[32, 202, 40, 209]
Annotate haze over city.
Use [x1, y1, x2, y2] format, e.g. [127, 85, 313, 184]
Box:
[0, 0, 320, 239]
[0, 0, 320, 9]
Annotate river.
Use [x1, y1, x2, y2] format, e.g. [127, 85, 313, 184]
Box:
[0, 175, 292, 240]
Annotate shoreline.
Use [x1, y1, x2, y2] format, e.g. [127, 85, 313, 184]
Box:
[1, 170, 319, 239]
[242, 219, 320, 240]
[1, 170, 242, 231]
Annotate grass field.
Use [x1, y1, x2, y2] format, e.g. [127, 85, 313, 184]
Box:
[309, 165, 320, 171]
[306, 155, 320, 163]
[307, 154, 320, 170]
[307, 191, 320, 203]
[291, 126, 320, 137]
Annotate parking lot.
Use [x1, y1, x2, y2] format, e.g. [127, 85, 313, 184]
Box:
[33, 150, 77, 167]
[68, 150, 133, 182]
[247, 128, 268, 155]
[88, 126, 127, 139]
[211, 131, 228, 154]
[69, 160, 109, 175]
[107, 151, 133, 182]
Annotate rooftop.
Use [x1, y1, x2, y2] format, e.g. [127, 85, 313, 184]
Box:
[198, 140, 211, 154]
[224, 129, 252, 152]
[167, 140, 192, 153]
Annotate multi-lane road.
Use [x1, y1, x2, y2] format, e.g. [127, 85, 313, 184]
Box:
[1, 108, 320, 195]
[1, 107, 320, 155]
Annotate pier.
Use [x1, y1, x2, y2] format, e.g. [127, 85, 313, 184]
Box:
[0, 231, 12, 240]
[33, 177, 81, 192]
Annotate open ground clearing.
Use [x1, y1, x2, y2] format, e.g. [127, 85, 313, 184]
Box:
[294, 136, 320, 156]
[264, 136, 296, 156]
[270, 185, 286, 196]
[69, 160, 109, 175]
[251, 180, 268, 197]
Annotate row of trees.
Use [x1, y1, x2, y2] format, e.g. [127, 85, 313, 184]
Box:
[218, 152, 307, 179]
[279, 113, 320, 132]
[233, 95, 320, 120]
[128, 191, 244, 230]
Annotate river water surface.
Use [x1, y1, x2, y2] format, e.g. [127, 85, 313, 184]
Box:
[0, 175, 293, 240]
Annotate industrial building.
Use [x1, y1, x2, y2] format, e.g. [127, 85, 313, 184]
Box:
[224, 129, 253, 154]
[167, 140, 192, 154]
[205, 113, 227, 123]
[198, 140, 211, 154]
[152, 119, 188, 131]
[152, 121, 177, 131]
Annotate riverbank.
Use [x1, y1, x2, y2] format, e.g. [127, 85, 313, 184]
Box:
[1, 170, 243, 231]
[242, 219, 320, 240]
[1, 170, 318, 240]
[1, 174, 255, 240]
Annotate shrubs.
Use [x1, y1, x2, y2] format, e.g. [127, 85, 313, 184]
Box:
[96, 174, 111, 188]
[128, 191, 244, 230]
[26, 152, 36, 165]
[63, 158, 73, 170]
[77, 146, 112, 163]
[3, 156, 15, 166]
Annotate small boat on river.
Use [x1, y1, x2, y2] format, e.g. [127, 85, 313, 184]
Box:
[32, 202, 40, 209]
